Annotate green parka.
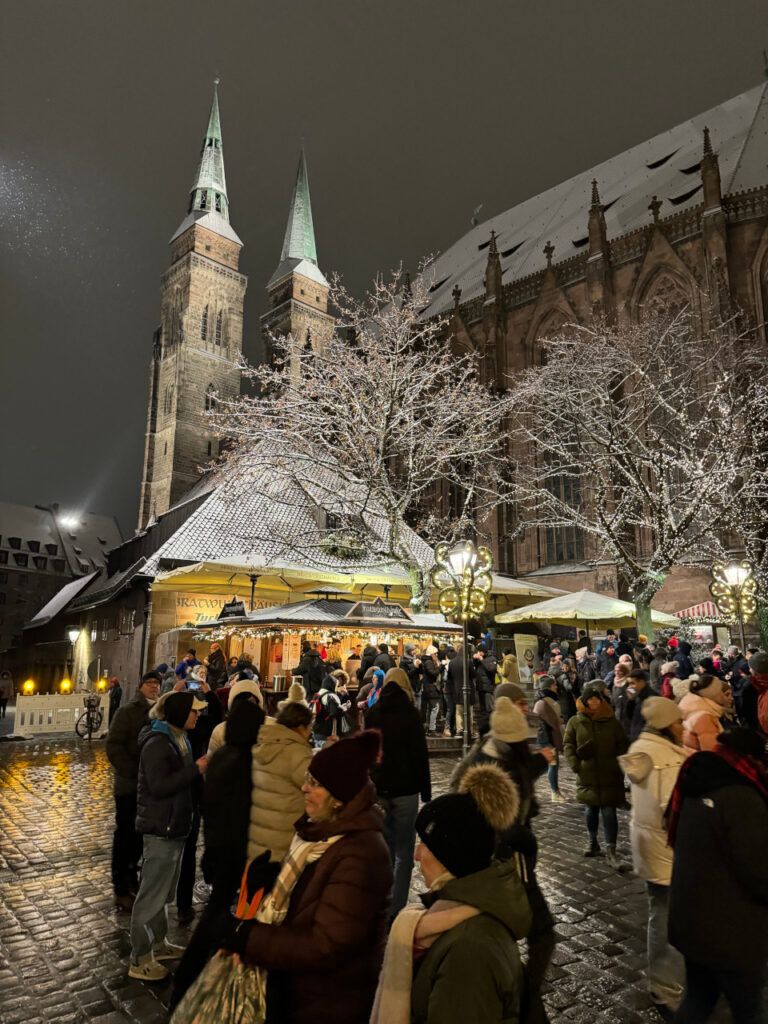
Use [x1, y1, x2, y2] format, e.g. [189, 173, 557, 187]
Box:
[563, 697, 629, 807]
[411, 859, 532, 1024]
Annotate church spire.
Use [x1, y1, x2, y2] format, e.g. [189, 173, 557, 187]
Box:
[269, 148, 327, 287]
[188, 78, 229, 220]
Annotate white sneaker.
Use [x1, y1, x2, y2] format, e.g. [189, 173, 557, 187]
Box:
[153, 939, 186, 960]
[128, 955, 169, 981]
[550, 791, 567, 803]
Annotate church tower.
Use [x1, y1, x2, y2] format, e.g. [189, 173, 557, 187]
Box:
[260, 149, 334, 361]
[138, 80, 247, 531]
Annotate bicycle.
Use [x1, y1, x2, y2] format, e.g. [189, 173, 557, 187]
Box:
[75, 692, 104, 741]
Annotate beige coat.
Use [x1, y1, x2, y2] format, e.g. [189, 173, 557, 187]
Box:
[679, 691, 724, 753]
[618, 731, 687, 885]
[248, 720, 313, 863]
[500, 653, 519, 685]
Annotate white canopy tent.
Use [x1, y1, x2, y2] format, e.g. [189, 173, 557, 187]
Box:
[495, 588, 679, 631]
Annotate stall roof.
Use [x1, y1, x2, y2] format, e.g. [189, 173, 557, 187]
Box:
[198, 597, 463, 634]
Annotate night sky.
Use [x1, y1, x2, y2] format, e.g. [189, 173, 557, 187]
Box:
[2, 0, 766, 536]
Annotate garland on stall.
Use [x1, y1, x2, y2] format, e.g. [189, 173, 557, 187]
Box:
[194, 624, 457, 644]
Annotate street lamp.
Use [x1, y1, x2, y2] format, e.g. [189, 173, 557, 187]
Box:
[431, 539, 493, 756]
[67, 627, 80, 684]
[710, 560, 756, 652]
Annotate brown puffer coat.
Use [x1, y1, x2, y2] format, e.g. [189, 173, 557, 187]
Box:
[244, 780, 392, 1024]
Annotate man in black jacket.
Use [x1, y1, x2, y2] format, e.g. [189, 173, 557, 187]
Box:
[294, 642, 325, 695]
[473, 644, 498, 736]
[105, 671, 161, 911]
[399, 644, 423, 712]
[596, 642, 619, 679]
[129, 691, 209, 981]
[373, 642, 396, 673]
[446, 645, 476, 739]
[668, 729, 768, 1022]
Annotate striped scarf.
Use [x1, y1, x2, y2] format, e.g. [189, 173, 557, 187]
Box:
[256, 832, 342, 926]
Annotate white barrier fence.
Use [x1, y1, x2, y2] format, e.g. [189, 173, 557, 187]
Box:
[13, 693, 110, 737]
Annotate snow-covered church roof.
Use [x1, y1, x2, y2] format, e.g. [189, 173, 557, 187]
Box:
[421, 82, 768, 317]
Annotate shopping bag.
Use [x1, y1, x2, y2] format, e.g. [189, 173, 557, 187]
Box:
[169, 949, 267, 1024]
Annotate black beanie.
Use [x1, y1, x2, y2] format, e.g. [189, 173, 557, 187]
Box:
[415, 764, 519, 878]
[310, 729, 381, 804]
[164, 692, 194, 729]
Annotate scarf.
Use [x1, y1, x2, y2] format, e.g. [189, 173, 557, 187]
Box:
[257, 832, 342, 926]
[369, 898, 480, 1024]
[575, 696, 614, 721]
[367, 679, 384, 708]
[666, 745, 768, 847]
[150, 719, 192, 759]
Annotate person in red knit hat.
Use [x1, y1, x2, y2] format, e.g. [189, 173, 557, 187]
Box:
[218, 729, 393, 1024]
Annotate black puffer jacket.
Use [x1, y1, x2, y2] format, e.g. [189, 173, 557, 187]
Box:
[669, 750, 768, 971]
[474, 653, 498, 695]
[135, 723, 201, 839]
[373, 645, 396, 672]
[399, 653, 422, 696]
[446, 648, 476, 702]
[674, 642, 695, 680]
[364, 681, 431, 801]
[420, 656, 442, 701]
[105, 693, 154, 796]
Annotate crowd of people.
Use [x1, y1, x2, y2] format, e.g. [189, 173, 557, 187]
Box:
[101, 629, 768, 1024]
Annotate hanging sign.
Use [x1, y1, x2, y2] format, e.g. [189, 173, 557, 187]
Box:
[218, 597, 248, 620]
[344, 597, 413, 623]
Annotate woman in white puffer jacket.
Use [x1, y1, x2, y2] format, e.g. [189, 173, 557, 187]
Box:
[618, 697, 688, 1015]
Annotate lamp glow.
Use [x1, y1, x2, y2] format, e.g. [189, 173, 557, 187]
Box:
[67, 628, 80, 646]
[23, 679, 34, 694]
[61, 679, 71, 693]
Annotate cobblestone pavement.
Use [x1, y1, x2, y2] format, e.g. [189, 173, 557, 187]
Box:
[0, 733, 724, 1024]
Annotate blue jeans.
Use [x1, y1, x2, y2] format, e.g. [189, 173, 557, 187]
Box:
[130, 835, 185, 962]
[547, 752, 559, 793]
[646, 882, 684, 1007]
[380, 793, 419, 916]
[425, 699, 440, 732]
[584, 805, 618, 845]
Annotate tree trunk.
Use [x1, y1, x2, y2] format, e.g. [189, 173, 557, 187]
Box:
[756, 603, 768, 651]
[634, 595, 655, 642]
[409, 567, 427, 613]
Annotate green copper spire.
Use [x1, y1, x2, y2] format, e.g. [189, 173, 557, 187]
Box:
[269, 148, 327, 287]
[188, 78, 229, 220]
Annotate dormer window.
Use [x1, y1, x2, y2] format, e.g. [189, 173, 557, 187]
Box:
[215, 193, 222, 213]
[199, 189, 208, 210]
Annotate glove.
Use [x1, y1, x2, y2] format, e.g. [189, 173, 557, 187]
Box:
[246, 850, 280, 902]
[212, 909, 255, 957]
[576, 740, 596, 760]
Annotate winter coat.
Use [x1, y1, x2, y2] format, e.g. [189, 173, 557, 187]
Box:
[679, 691, 724, 753]
[411, 860, 532, 1024]
[596, 650, 618, 678]
[364, 681, 431, 801]
[446, 648, 476, 701]
[205, 647, 228, 688]
[660, 672, 676, 700]
[533, 694, 564, 752]
[312, 686, 348, 739]
[420, 656, 442, 700]
[649, 652, 666, 693]
[500, 652, 519, 684]
[108, 684, 122, 715]
[618, 730, 687, 885]
[613, 683, 653, 743]
[358, 645, 377, 682]
[135, 722, 201, 839]
[474, 653, 498, 695]
[576, 658, 598, 687]
[563, 699, 629, 807]
[105, 692, 155, 796]
[248, 720, 313, 862]
[669, 751, 768, 972]
[244, 781, 392, 1024]
[295, 649, 325, 695]
[202, 701, 263, 870]
[674, 642, 694, 679]
[373, 650, 396, 673]
[399, 653, 423, 695]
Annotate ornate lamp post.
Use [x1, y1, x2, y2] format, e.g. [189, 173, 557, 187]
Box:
[709, 560, 756, 652]
[431, 540, 493, 755]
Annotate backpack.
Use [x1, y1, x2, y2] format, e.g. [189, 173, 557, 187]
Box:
[309, 691, 332, 723]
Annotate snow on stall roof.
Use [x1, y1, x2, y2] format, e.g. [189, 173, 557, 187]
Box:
[420, 82, 768, 318]
[25, 571, 100, 629]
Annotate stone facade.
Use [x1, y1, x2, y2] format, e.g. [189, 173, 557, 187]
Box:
[137, 223, 247, 529]
[261, 268, 335, 359]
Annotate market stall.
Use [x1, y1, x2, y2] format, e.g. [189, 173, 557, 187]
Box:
[196, 595, 463, 687]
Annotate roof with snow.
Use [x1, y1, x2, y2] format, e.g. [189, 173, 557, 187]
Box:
[421, 82, 768, 317]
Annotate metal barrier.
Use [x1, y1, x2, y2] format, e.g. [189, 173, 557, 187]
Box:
[13, 693, 110, 737]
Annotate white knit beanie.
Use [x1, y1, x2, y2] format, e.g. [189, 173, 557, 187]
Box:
[490, 696, 530, 744]
[277, 681, 308, 710]
[661, 661, 679, 676]
[228, 678, 263, 709]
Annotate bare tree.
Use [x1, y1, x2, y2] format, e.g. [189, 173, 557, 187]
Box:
[506, 309, 768, 638]
[211, 266, 514, 609]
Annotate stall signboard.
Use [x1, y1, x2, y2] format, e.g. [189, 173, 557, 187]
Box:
[344, 597, 413, 623]
[175, 593, 272, 626]
[218, 598, 248, 620]
[514, 633, 541, 687]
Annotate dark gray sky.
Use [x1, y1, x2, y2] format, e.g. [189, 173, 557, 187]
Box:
[2, 0, 766, 535]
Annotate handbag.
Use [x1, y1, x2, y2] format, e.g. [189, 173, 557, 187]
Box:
[170, 867, 266, 1024]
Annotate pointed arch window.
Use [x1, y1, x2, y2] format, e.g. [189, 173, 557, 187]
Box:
[640, 272, 690, 319]
[215, 310, 223, 346]
[199, 189, 208, 211]
[164, 384, 175, 416]
[205, 384, 217, 412]
[201, 305, 209, 341]
[215, 193, 222, 213]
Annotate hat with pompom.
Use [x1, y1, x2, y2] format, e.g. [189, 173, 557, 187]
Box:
[415, 763, 519, 878]
[490, 696, 530, 743]
[277, 680, 308, 710]
[309, 729, 381, 804]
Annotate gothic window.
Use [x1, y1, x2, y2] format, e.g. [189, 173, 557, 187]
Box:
[205, 384, 216, 412]
[215, 310, 223, 345]
[164, 384, 175, 415]
[201, 305, 208, 341]
[544, 475, 585, 564]
[199, 189, 208, 211]
[215, 193, 222, 213]
[534, 311, 567, 367]
[640, 271, 690, 319]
